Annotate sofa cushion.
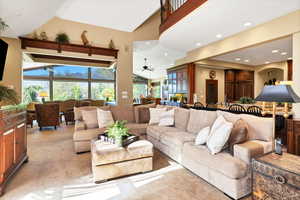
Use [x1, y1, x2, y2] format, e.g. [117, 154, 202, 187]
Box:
[216, 110, 241, 124]
[134, 104, 156, 123]
[81, 109, 98, 129]
[240, 114, 273, 142]
[187, 109, 217, 134]
[195, 126, 210, 145]
[149, 108, 167, 125]
[97, 109, 114, 128]
[183, 142, 248, 179]
[227, 119, 248, 154]
[159, 109, 175, 127]
[126, 123, 148, 136]
[174, 108, 190, 130]
[146, 125, 183, 140]
[73, 128, 106, 142]
[110, 105, 136, 123]
[160, 131, 197, 147]
[74, 106, 98, 120]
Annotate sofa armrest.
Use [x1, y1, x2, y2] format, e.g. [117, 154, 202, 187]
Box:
[75, 120, 86, 131]
[233, 140, 273, 164]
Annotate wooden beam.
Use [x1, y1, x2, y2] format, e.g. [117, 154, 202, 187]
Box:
[187, 63, 196, 104]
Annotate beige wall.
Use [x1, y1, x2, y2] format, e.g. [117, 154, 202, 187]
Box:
[195, 66, 224, 105]
[293, 32, 300, 118]
[0, 37, 22, 98]
[254, 61, 288, 97]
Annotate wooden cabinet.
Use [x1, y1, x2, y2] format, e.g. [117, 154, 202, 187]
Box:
[287, 119, 300, 155]
[225, 70, 254, 102]
[0, 110, 28, 196]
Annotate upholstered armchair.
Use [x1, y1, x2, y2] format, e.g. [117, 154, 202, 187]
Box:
[35, 103, 60, 130]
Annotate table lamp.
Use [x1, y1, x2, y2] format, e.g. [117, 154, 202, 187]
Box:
[255, 85, 300, 153]
[39, 91, 48, 104]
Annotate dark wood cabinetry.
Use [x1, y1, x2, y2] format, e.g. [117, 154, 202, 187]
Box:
[225, 70, 254, 102]
[287, 119, 300, 155]
[0, 110, 28, 196]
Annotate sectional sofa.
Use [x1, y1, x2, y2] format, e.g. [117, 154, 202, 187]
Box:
[73, 105, 273, 199]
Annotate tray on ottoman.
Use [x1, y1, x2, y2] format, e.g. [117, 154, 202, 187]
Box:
[91, 139, 153, 183]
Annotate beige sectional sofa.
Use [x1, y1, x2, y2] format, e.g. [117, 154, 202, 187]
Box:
[147, 108, 273, 199]
[73, 105, 150, 153]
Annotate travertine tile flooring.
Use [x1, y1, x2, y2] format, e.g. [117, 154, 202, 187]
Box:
[2, 125, 251, 200]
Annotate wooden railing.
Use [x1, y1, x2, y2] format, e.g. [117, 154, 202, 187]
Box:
[160, 0, 208, 34]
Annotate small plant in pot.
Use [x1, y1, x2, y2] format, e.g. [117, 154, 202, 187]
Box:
[55, 32, 70, 44]
[107, 121, 130, 147]
[0, 85, 19, 108]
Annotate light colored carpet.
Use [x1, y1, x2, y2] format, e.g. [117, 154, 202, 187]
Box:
[2, 124, 250, 200]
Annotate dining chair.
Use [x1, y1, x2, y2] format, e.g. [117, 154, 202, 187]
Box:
[247, 105, 262, 116]
[228, 104, 246, 113]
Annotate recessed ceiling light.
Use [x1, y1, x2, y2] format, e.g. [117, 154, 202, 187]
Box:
[272, 50, 279, 53]
[164, 52, 168, 56]
[235, 58, 241, 61]
[196, 42, 202, 47]
[244, 22, 252, 27]
[244, 59, 250, 63]
[265, 61, 270, 64]
[288, 57, 292, 60]
[281, 52, 287, 55]
[216, 34, 222, 38]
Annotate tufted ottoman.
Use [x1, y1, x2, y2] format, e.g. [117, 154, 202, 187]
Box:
[91, 139, 153, 183]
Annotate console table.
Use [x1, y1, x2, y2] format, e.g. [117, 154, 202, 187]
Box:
[0, 109, 28, 196]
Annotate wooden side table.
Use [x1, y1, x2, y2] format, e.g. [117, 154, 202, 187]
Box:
[287, 119, 300, 155]
[252, 153, 300, 200]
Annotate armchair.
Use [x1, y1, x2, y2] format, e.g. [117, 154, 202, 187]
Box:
[35, 103, 60, 130]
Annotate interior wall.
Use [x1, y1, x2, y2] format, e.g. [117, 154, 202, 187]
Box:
[0, 37, 22, 99]
[254, 61, 288, 97]
[195, 66, 225, 105]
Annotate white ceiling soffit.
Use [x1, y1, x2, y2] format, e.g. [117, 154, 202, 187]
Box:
[0, 0, 67, 37]
[159, 0, 300, 52]
[133, 40, 185, 79]
[212, 36, 292, 66]
[57, 0, 160, 32]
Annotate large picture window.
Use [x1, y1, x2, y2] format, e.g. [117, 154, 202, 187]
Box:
[23, 65, 116, 103]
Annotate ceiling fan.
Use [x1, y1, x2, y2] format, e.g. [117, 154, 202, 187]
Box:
[142, 58, 154, 72]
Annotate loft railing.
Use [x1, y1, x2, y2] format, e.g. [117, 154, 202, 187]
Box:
[160, 0, 207, 34]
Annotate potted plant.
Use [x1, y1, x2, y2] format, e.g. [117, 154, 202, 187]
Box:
[0, 18, 9, 34]
[107, 121, 130, 147]
[55, 32, 70, 44]
[0, 85, 19, 108]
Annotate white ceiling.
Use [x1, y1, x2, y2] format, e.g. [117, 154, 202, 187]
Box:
[159, 0, 300, 52]
[133, 40, 185, 79]
[0, 0, 159, 37]
[212, 37, 292, 66]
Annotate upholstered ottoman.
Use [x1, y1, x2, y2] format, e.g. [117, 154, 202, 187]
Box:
[91, 139, 153, 183]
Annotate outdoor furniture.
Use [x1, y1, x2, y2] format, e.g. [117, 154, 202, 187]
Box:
[35, 103, 60, 130]
[91, 139, 153, 183]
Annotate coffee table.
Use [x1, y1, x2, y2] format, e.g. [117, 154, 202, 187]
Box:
[91, 139, 153, 183]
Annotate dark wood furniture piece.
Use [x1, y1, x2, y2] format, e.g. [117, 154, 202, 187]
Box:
[194, 102, 205, 108]
[228, 104, 246, 113]
[287, 119, 300, 155]
[252, 153, 300, 200]
[0, 109, 28, 196]
[206, 79, 218, 104]
[225, 70, 254, 102]
[247, 105, 262, 116]
[35, 103, 60, 130]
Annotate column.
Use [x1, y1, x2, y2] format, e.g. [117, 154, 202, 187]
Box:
[293, 32, 300, 118]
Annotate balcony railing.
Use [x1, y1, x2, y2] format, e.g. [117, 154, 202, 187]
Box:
[160, 0, 208, 34]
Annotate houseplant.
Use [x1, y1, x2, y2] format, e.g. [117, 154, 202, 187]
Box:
[0, 18, 9, 34]
[107, 121, 130, 147]
[0, 85, 19, 107]
[239, 96, 255, 104]
[55, 33, 70, 44]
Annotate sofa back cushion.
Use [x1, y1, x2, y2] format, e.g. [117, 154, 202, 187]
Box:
[81, 109, 98, 129]
[134, 104, 156, 123]
[240, 114, 273, 142]
[187, 109, 217, 134]
[216, 110, 241, 123]
[174, 108, 190, 130]
[110, 105, 135, 123]
[74, 106, 110, 121]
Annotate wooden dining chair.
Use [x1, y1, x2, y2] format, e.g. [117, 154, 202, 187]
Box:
[194, 102, 205, 108]
[247, 105, 262, 116]
[228, 104, 246, 113]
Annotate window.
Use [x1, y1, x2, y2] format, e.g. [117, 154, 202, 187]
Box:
[133, 83, 148, 99]
[152, 82, 161, 98]
[23, 65, 116, 102]
[53, 81, 88, 100]
[91, 82, 115, 101]
[23, 80, 50, 103]
[53, 65, 88, 79]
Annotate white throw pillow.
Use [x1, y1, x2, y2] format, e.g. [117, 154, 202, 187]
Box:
[149, 108, 167, 125]
[195, 126, 210, 145]
[97, 109, 114, 128]
[207, 119, 233, 155]
[81, 109, 98, 129]
[158, 109, 175, 127]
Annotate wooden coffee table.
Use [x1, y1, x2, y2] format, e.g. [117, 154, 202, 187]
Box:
[91, 139, 153, 183]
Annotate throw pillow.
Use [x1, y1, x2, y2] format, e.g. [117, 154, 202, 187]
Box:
[97, 109, 114, 128]
[195, 126, 210, 145]
[207, 116, 233, 155]
[227, 119, 248, 155]
[149, 108, 167, 125]
[81, 109, 98, 129]
[158, 109, 175, 127]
